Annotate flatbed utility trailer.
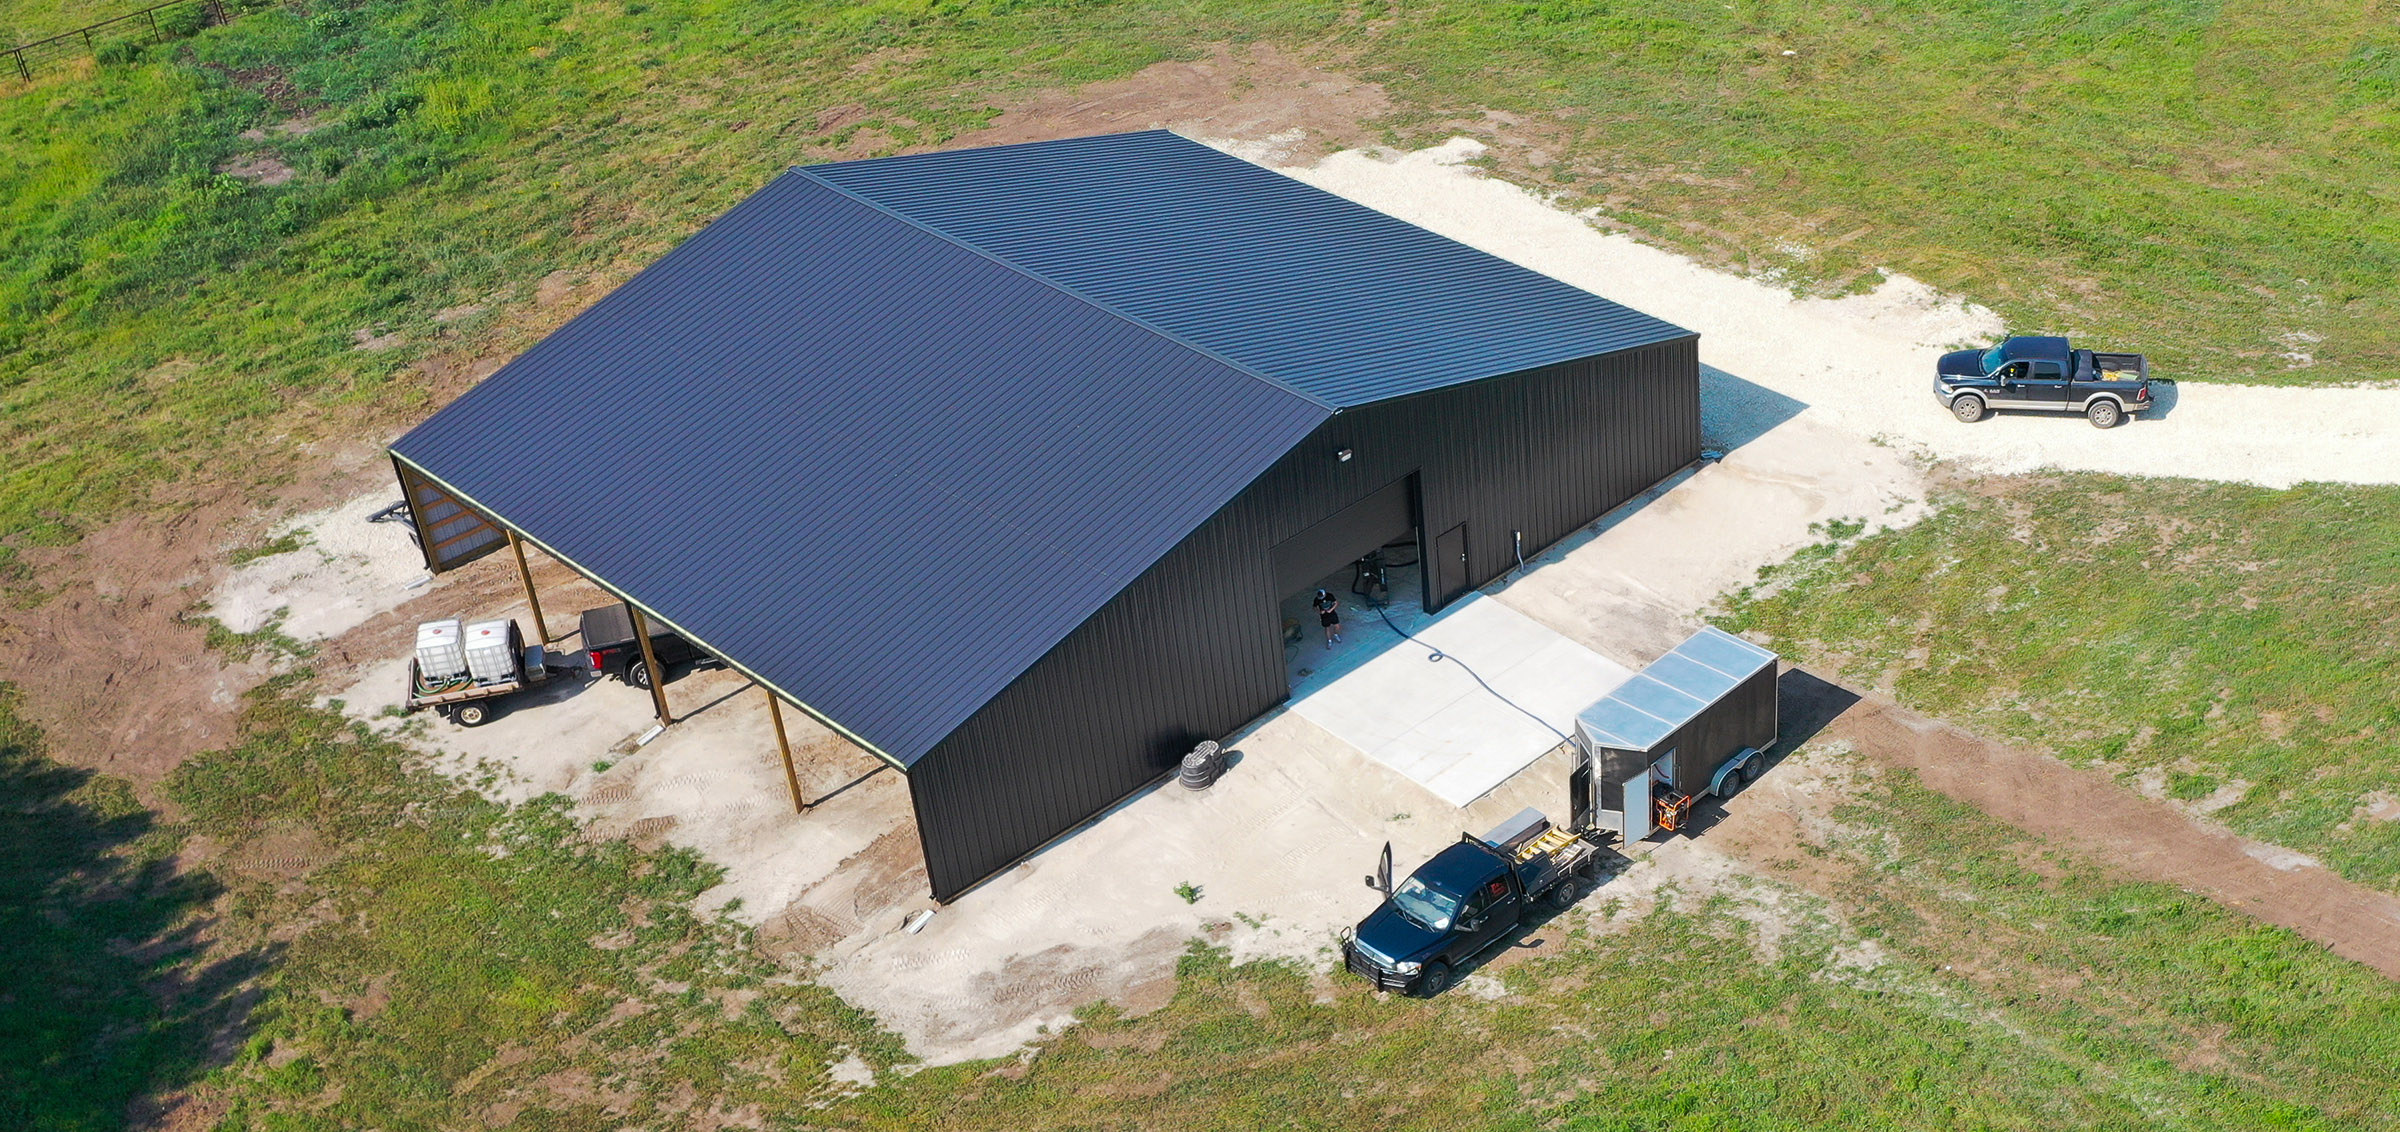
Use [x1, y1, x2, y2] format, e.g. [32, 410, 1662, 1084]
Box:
[401, 618, 571, 726]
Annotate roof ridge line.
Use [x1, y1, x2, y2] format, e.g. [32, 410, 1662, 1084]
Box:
[790, 166, 1339, 413]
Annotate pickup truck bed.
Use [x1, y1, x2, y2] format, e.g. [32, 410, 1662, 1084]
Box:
[579, 602, 703, 688]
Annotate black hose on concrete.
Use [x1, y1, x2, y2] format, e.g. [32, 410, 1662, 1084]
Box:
[1373, 605, 1577, 753]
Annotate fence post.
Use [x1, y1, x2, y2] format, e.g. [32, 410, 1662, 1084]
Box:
[11, 48, 26, 83]
[145, 8, 159, 41]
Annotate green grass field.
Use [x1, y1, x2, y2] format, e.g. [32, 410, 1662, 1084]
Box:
[0, 0, 135, 45]
[1721, 475, 2400, 892]
[6, 0, 2399, 586]
[10, 0, 2400, 1126]
[8, 685, 2397, 1129]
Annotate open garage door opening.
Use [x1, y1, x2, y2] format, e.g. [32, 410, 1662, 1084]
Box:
[1270, 474, 1422, 692]
[1279, 539, 1424, 688]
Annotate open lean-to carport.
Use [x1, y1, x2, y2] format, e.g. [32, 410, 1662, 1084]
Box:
[388, 130, 1701, 902]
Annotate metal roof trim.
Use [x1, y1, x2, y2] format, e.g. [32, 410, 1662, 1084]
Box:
[789, 165, 1335, 413]
[385, 451, 912, 772]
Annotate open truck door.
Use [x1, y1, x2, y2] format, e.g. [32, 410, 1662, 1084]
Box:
[1364, 841, 1393, 899]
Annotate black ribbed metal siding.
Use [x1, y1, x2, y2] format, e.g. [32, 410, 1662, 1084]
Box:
[1662, 663, 1782, 792]
[912, 336, 1699, 900]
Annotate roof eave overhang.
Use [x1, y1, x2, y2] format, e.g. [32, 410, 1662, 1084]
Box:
[385, 448, 914, 772]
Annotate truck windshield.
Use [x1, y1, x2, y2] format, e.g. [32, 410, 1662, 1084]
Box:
[1980, 344, 2009, 372]
[1391, 876, 1463, 932]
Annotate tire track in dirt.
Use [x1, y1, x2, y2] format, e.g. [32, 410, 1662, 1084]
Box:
[1793, 670, 2400, 979]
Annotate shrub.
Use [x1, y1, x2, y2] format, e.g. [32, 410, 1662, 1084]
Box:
[346, 88, 421, 129]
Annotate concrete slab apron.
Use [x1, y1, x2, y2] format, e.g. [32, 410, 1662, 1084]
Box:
[1286, 593, 1632, 807]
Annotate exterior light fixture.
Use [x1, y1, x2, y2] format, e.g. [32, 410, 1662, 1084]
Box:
[1336, 448, 1355, 462]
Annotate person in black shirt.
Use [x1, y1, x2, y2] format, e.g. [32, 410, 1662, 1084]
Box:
[1313, 588, 1343, 648]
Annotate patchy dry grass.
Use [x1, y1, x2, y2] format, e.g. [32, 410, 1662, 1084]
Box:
[1722, 475, 2400, 890]
[9, 679, 2396, 1129]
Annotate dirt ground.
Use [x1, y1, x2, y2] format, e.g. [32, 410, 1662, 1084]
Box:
[1801, 678, 2400, 980]
[0, 445, 391, 786]
[954, 42, 1390, 164]
[9, 45, 2399, 1072]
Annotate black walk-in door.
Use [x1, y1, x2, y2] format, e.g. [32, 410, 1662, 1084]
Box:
[1432, 522, 1469, 610]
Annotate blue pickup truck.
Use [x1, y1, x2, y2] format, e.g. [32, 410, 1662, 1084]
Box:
[1935, 336, 2155, 428]
[1341, 809, 1597, 997]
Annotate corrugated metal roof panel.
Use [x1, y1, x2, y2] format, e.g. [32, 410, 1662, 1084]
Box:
[1577, 628, 1779, 751]
[807, 131, 1693, 407]
[391, 172, 1330, 765]
[1676, 627, 1779, 681]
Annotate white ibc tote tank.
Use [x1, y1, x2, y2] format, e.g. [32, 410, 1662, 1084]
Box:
[416, 619, 467, 680]
[463, 620, 517, 682]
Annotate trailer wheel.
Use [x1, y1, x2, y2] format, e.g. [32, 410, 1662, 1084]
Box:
[628, 660, 653, 690]
[2087, 399, 2121, 429]
[1951, 394, 1986, 423]
[1740, 758, 1763, 784]
[455, 702, 489, 727]
[1415, 962, 1453, 998]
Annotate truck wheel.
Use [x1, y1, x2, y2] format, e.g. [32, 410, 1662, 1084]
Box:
[628, 660, 653, 690]
[1950, 394, 1986, 423]
[2087, 400, 2121, 429]
[455, 703, 489, 727]
[1543, 876, 1583, 912]
[1415, 962, 1454, 998]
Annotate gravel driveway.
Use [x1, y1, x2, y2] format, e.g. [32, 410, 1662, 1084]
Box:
[1236, 136, 2400, 490]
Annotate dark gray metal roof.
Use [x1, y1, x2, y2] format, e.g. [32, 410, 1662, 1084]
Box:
[1576, 628, 1778, 751]
[394, 131, 1693, 768]
[391, 171, 1330, 765]
[808, 130, 1693, 407]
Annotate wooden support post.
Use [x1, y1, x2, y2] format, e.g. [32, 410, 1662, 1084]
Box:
[507, 530, 552, 643]
[628, 606, 673, 726]
[767, 691, 805, 814]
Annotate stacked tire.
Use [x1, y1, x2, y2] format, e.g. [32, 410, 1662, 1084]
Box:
[1178, 741, 1224, 790]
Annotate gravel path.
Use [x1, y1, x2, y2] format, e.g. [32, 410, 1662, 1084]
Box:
[1233, 137, 2400, 490]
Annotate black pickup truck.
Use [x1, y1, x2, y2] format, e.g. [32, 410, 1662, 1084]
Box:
[1342, 809, 1597, 996]
[1935, 336, 2154, 428]
[578, 602, 705, 689]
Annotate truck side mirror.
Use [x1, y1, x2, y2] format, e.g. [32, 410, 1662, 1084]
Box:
[1363, 875, 1379, 891]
